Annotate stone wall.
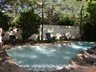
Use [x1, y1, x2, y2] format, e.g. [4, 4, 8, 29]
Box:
[2, 28, 22, 41]
[39, 25, 80, 40]
[2, 25, 80, 41]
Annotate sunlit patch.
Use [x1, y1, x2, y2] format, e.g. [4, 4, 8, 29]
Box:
[70, 42, 92, 50]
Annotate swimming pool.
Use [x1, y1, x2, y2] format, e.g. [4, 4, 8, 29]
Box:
[6, 41, 95, 71]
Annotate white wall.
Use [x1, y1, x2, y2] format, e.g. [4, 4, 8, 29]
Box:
[2, 28, 22, 41]
[2, 25, 80, 41]
[40, 25, 80, 40]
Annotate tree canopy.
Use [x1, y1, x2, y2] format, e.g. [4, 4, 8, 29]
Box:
[0, 12, 10, 31]
[82, 1, 96, 41]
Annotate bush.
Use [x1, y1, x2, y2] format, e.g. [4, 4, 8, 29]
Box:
[58, 16, 75, 26]
[0, 12, 10, 31]
[82, 2, 96, 41]
[18, 9, 41, 39]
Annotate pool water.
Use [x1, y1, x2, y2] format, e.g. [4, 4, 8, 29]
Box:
[6, 42, 95, 71]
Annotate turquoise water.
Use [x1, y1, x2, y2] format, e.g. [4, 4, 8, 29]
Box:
[6, 41, 95, 71]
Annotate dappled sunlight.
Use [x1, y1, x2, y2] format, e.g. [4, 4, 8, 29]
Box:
[31, 46, 56, 56]
[70, 42, 94, 50]
[47, 28, 55, 33]
[63, 56, 71, 60]
[43, 25, 80, 40]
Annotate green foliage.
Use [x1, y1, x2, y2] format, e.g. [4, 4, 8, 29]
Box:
[18, 9, 41, 39]
[58, 16, 75, 26]
[11, 15, 20, 27]
[82, 1, 96, 41]
[82, 22, 96, 41]
[0, 12, 10, 31]
[87, 1, 96, 25]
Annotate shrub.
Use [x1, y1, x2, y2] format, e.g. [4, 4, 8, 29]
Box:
[58, 16, 75, 26]
[18, 9, 41, 39]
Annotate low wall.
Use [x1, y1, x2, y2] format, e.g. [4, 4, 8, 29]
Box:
[2, 25, 80, 41]
[2, 28, 22, 41]
[39, 25, 80, 40]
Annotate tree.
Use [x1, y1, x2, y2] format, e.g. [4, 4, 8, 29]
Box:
[18, 9, 41, 39]
[58, 16, 75, 26]
[0, 12, 11, 31]
[82, 1, 96, 41]
[0, 0, 9, 12]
